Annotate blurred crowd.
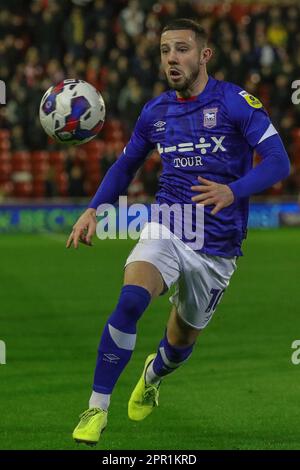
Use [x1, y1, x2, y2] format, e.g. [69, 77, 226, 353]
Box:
[1, 0, 300, 200]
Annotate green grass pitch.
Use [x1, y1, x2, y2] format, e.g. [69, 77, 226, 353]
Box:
[0, 229, 299, 450]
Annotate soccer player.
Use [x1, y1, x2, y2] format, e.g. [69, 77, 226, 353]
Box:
[67, 19, 290, 445]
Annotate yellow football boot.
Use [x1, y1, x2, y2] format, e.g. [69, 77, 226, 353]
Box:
[128, 353, 160, 421]
[72, 408, 107, 446]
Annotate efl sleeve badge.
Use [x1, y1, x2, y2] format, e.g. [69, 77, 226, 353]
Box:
[238, 90, 263, 109]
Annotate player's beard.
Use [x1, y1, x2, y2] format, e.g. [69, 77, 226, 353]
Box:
[166, 63, 200, 93]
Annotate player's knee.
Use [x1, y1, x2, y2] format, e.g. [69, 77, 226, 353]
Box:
[124, 262, 164, 297]
[117, 288, 148, 317]
[109, 284, 152, 327]
[124, 281, 156, 297]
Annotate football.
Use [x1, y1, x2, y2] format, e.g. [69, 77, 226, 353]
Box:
[39, 79, 105, 145]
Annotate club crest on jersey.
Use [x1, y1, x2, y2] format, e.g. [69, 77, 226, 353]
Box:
[239, 90, 263, 109]
[203, 108, 218, 128]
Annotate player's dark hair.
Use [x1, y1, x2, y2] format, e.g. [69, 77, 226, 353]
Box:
[162, 19, 208, 48]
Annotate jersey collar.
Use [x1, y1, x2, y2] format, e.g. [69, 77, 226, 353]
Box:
[174, 76, 215, 102]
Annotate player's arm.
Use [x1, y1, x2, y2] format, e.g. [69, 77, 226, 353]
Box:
[226, 90, 290, 199]
[191, 87, 290, 214]
[66, 106, 154, 248]
[228, 133, 290, 199]
[191, 132, 290, 214]
[66, 155, 145, 249]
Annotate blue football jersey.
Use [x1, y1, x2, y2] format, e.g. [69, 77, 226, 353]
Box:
[121, 76, 277, 257]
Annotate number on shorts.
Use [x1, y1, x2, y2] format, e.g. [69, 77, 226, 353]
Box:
[205, 288, 225, 313]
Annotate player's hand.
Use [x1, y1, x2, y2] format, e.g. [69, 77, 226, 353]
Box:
[66, 208, 97, 249]
[191, 176, 234, 215]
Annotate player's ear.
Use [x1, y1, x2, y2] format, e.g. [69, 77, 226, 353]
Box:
[200, 47, 213, 64]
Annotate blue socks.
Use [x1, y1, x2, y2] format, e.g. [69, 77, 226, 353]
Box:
[146, 333, 194, 384]
[93, 285, 151, 395]
[91, 286, 194, 410]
